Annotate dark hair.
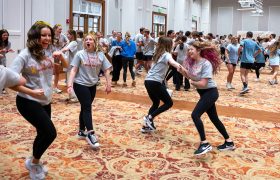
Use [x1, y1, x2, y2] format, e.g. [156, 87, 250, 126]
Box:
[158, 31, 165, 36]
[68, 29, 77, 41]
[185, 31, 191, 37]
[0, 29, 9, 48]
[180, 36, 187, 50]
[271, 34, 276, 39]
[76, 30, 84, 38]
[246, 31, 253, 38]
[167, 30, 174, 37]
[153, 37, 173, 63]
[27, 21, 54, 61]
[140, 27, 145, 33]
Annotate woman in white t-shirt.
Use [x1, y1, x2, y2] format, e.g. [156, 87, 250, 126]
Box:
[10, 21, 68, 179]
[67, 33, 112, 149]
[61, 29, 78, 101]
[141, 37, 182, 133]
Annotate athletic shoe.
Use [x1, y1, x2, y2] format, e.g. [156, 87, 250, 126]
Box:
[140, 126, 155, 133]
[122, 82, 127, 87]
[254, 78, 260, 82]
[240, 87, 249, 94]
[86, 131, 100, 149]
[77, 130, 87, 138]
[143, 116, 156, 130]
[25, 157, 47, 179]
[194, 143, 213, 155]
[229, 84, 235, 89]
[53, 88, 62, 94]
[226, 83, 231, 90]
[269, 80, 275, 85]
[217, 141, 236, 151]
[275, 80, 278, 84]
[166, 89, 173, 97]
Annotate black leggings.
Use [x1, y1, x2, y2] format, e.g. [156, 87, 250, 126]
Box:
[73, 83, 96, 131]
[112, 55, 123, 82]
[145, 80, 173, 119]
[192, 88, 229, 141]
[122, 57, 135, 82]
[16, 96, 57, 159]
[254, 63, 265, 78]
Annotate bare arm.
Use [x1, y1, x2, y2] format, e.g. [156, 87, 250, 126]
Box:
[103, 67, 112, 94]
[9, 85, 45, 99]
[190, 78, 208, 89]
[67, 66, 78, 94]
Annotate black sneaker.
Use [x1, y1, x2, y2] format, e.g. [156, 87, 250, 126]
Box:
[77, 130, 87, 138]
[140, 126, 155, 133]
[194, 143, 212, 155]
[217, 141, 236, 151]
[143, 116, 156, 130]
[86, 131, 100, 149]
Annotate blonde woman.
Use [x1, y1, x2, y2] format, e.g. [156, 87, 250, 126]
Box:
[67, 33, 112, 149]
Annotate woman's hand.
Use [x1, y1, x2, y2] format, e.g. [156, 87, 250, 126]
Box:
[30, 89, 45, 99]
[53, 51, 63, 59]
[67, 86, 73, 94]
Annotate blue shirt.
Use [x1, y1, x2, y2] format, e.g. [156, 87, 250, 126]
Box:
[121, 40, 136, 58]
[240, 39, 260, 63]
[255, 45, 265, 63]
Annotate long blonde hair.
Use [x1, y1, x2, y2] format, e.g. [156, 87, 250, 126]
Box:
[153, 37, 173, 63]
[269, 41, 280, 57]
[125, 32, 131, 46]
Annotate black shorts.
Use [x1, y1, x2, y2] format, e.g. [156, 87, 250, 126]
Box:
[143, 55, 153, 61]
[136, 52, 143, 60]
[225, 62, 237, 67]
[240, 62, 253, 69]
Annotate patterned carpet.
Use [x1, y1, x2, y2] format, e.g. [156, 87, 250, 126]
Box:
[1, 65, 280, 179]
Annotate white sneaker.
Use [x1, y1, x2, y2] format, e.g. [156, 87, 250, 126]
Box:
[25, 157, 47, 180]
[254, 78, 260, 82]
[226, 83, 231, 90]
[53, 88, 62, 94]
[86, 131, 100, 149]
[166, 88, 173, 97]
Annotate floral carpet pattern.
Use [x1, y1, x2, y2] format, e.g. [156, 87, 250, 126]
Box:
[1, 65, 280, 179]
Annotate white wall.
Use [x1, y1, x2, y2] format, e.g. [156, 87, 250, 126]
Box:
[201, 0, 211, 33]
[192, 0, 202, 31]
[211, 0, 280, 36]
[1, 0, 25, 67]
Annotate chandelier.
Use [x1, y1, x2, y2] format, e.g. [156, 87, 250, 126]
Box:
[237, 0, 263, 16]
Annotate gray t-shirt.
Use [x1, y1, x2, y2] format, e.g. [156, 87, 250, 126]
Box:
[174, 43, 188, 65]
[143, 37, 156, 55]
[186, 58, 216, 89]
[134, 33, 143, 52]
[76, 38, 84, 51]
[71, 50, 112, 86]
[0, 41, 11, 66]
[66, 41, 78, 71]
[10, 48, 55, 105]
[0, 65, 20, 91]
[54, 34, 68, 50]
[145, 52, 171, 83]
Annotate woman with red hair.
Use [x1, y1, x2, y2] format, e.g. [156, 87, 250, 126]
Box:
[178, 41, 235, 155]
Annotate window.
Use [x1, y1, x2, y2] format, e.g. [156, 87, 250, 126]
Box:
[70, 0, 105, 34]
[152, 12, 167, 37]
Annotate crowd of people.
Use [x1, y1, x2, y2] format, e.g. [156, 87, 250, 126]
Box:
[1, 21, 280, 179]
